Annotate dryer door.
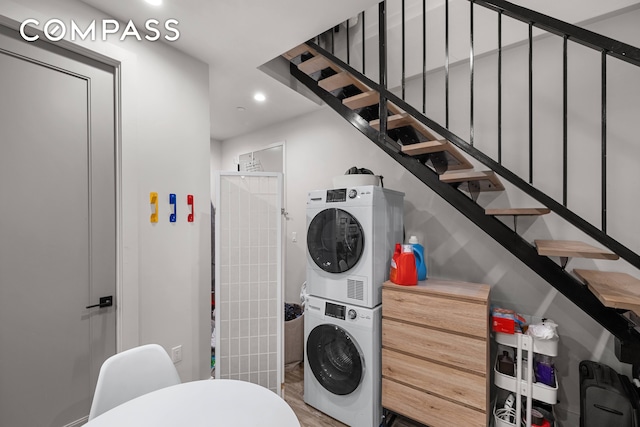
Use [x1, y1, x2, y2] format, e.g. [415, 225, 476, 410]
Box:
[307, 208, 364, 274]
[306, 324, 364, 396]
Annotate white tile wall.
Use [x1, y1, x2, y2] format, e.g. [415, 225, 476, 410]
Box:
[217, 174, 281, 393]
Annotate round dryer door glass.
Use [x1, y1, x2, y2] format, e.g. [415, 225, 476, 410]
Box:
[306, 324, 363, 396]
[307, 208, 364, 273]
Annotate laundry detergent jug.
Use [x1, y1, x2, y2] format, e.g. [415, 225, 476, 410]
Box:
[408, 235, 427, 281]
[391, 244, 417, 286]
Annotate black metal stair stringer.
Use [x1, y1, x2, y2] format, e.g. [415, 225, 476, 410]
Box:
[290, 60, 637, 346]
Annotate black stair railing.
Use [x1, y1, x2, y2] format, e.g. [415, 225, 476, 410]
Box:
[289, 0, 640, 354]
[290, 59, 637, 348]
[315, 0, 640, 270]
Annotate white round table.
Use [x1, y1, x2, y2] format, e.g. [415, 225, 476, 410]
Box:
[84, 379, 301, 427]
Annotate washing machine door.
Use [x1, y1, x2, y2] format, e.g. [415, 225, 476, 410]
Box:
[306, 324, 364, 396]
[307, 208, 364, 274]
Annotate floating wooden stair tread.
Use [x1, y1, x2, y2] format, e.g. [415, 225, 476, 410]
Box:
[574, 269, 640, 313]
[485, 208, 551, 216]
[534, 240, 619, 260]
[370, 113, 413, 131]
[440, 170, 504, 191]
[298, 55, 338, 75]
[401, 140, 474, 171]
[317, 71, 371, 94]
[401, 139, 449, 155]
[283, 44, 311, 60]
[343, 90, 379, 109]
[319, 71, 353, 91]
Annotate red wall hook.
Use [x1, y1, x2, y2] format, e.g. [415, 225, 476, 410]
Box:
[187, 194, 194, 222]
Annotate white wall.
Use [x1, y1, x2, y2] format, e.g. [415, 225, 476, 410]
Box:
[210, 138, 222, 202]
[1, 0, 211, 382]
[220, 8, 640, 423]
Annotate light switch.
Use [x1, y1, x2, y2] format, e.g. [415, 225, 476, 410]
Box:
[292, 232, 297, 242]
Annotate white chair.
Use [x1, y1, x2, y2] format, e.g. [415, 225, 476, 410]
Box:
[88, 344, 181, 420]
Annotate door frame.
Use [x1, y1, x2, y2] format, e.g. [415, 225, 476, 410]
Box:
[0, 12, 139, 352]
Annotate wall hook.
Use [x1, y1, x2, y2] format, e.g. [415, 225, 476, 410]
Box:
[169, 193, 177, 223]
[150, 192, 158, 223]
[187, 194, 194, 222]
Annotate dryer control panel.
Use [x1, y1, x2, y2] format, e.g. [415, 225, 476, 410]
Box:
[326, 189, 346, 202]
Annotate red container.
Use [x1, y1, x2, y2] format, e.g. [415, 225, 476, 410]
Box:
[389, 243, 401, 283]
[391, 245, 417, 286]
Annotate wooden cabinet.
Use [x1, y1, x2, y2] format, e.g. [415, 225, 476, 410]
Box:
[382, 279, 491, 427]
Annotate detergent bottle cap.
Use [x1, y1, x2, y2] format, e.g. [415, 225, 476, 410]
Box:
[408, 235, 419, 244]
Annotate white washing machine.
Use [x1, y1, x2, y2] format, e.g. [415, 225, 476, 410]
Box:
[304, 295, 381, 427]
[306, 185, 404, 308]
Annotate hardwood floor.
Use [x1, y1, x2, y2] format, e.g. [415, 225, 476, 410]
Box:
[284, 363, 424, 427]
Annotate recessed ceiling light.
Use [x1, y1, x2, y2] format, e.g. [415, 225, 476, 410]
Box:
[253, 93, 266, 102]
[145, 0, 162, 6]
[236, 107, 246, 112]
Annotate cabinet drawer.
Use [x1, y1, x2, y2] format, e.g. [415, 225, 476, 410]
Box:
[383, 377, 486, 427]
[383, 288, 488, 338]
[382, 348, 487, 412]
[382, 318, 487, 375]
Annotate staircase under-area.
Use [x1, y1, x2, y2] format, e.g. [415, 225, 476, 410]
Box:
[281, 0, 640, 364]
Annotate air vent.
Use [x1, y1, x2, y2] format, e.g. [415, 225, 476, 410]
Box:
[347, 279, 364, 301]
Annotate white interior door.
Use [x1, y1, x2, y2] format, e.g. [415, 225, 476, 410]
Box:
[215, 172, 283, 396]
[0, 25, 117, 427]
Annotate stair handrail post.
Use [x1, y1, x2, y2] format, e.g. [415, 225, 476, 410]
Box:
[378, 0, 388, 145]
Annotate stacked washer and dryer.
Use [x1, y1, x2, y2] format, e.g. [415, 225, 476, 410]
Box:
[304, 185, 404, 427]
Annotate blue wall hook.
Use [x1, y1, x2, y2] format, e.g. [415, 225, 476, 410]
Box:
[169, 193, 177, 222]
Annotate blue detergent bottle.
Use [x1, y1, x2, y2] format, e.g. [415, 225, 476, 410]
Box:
[408, 236, 427, 281]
